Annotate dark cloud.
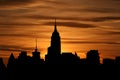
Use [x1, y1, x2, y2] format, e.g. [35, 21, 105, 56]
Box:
[81, 8, 120, 13]
[87, 17, 120, 22]
[0, 45, 32, 52]
[25, 15, 82, 21]
[0, 17, 41, 26]
[43, 21, 97, 28]
[0, 0, 65, 7]
[0, 33, 34, 38]
[62, 41, 120, 45]
[62, 38, 84, 40]
[24, 15, 84, 21]
[0, 23, 40, 26]
[25, 15, 120, 22]
[0, 33, 49, 39]
[43, 0, 66, 5]
[21, 15, 120, 23]
[60, 7, 120, 14]
[26, 15, 55, 20]
[0, 45, 45, 52]
[108, 31, 120, 35]
[0, 0, 34, 6]
[100, 31, 120, 35]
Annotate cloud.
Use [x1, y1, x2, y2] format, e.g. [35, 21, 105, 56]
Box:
[0, 44, 45, 52]
[25, 15, 84, 21]
[62, 38, 85, 40]
[60, 7, 120, 14]
[87, 17, 120, 22]
[108, 31, 120, 35]
[25, 14, 120, 22]
[0, 45, 32, 52]
[0, 34, 27, 37]
[101, 31, 120, 35]
[0, 0, 34, 6]
[81, 8, 120, 14]
[0, 0, 65, 8]
[0, 33, 44, 38]
[25, 15, 55, 20]
[0, 23, 40, 26]
[43, 21, 97, 28]
[62, 41, 120, 45]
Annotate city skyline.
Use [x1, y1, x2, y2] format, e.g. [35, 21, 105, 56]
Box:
[0, 22, 119, 79]
[0, 0, 120, 64]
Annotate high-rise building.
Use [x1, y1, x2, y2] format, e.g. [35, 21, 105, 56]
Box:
[50, 19, 61, 54]
[45, 19, 61, 63]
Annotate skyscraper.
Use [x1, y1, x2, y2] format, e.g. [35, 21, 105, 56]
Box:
[45, 19, 61, 63]
[50, 19, 61, 54]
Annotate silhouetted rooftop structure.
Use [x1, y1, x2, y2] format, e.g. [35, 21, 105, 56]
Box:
[0, 58, 7, 80]
[115, 56, 120, 65]
[61, 52, 80, 64]
[103, 58, 115, 65]
[86, 50, 100, 65]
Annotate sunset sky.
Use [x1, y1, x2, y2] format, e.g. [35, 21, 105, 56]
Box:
[0, 0, 120, 64]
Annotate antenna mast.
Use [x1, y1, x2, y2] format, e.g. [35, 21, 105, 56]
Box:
[35, 38, 38, 52]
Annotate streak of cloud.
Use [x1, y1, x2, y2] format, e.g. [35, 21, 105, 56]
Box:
[62, 41, 120, 45]
[0, 33, 49, 39]
[0, 45, 45, 52]
[43, 21, 97, 28]
[0, 0, 65, 9]
[0, 45, 32, 52]
[25, 15, 120, 22]
[87, 17, 120, 22]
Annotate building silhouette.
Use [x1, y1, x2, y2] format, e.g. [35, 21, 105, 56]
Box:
[32, 38, 41, 64]
[45, 19, 61, 64]
[86, 50, 100, 65]
[61, 52, 80, 65]
[0, 58, 7, 80]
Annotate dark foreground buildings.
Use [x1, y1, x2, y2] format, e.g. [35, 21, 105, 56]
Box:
[0, 20, 120, 80]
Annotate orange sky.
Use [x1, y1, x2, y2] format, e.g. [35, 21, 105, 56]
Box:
[0, 0, 120, 64]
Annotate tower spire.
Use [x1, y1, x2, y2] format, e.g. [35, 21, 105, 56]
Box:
[35, 38, 38, 52]
[54, 18, 57, 31]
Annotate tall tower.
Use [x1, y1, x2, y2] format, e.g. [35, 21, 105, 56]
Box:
[32, 38, 40, 63]
[45, 19, 61, 63]
[51, 19, 61, 54]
